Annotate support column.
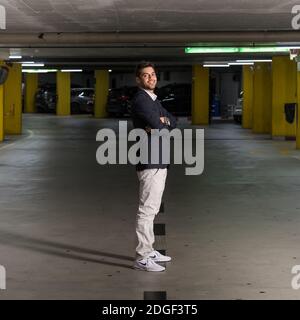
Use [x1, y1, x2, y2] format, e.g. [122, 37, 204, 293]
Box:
[272, 56, 297, 137]
[0, 61, 4, 141]
[94, 70, 109, 118]
[242, 65, 254, 129]
[56, 71, 70, 116]
[296, 67, 300, 149]
[4, 63, 22, 134]
[252, 63, 272, 134]
[192, 65, 209, 125]
[24, 73, 38, 113]
[0, 80, 3, 142]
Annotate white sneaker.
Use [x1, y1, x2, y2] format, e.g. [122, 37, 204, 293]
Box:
[148, 250, 172, 262]
[133, 258, 165, 272]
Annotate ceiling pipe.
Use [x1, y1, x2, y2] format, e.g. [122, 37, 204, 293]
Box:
[0, 31, 300, 46]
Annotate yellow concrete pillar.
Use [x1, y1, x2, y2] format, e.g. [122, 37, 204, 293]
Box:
[94, 70, 109, 118]
[4, 63, 22, 134]
[56, 71, 70, 116]
[0, 61, 4, 141]
[24, 73, 38, 113]
[252, 63, 272, 134]
[272, 56, 297, 137]
[242, 65, 254, 129]
[296, 69, 300, 149]
[0, 82, 3, 142]
[192, 65, 209, 125]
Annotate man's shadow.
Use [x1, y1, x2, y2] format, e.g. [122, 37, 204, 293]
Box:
[0, 229, 134, 269]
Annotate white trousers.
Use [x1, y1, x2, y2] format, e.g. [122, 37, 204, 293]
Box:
[136, 168, 167, 259]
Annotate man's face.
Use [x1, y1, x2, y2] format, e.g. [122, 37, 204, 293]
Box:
[136, 66, 157, 91]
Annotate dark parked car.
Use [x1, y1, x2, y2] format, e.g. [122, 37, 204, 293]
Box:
[106, 86, 138, 117]
[233, 91, 243, 124]
[35, 83, 57, 113]
[71, 88, 94, 114]
[35, 85, 94, 114]
[158, 83, 192, 116]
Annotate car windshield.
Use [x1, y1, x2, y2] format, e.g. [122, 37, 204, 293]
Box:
[79, 90, 94, 97]
[71, 89, 94, 97]
[108, 89, 123, 98]
[158, 86, 172, 98]
[158, 84, 191, 99]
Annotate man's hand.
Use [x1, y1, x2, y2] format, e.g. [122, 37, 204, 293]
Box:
[145, 117, 170, 133]
[145, 126, 152, 133]
[160, 116, 170, 126]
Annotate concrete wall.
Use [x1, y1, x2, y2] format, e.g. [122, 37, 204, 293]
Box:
[110, 70, 192, 88]
[36, 70, 192, 89]
[220, 73, 240, 106]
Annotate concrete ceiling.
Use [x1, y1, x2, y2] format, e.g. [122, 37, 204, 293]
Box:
[0, 1, 299, 66]
[0, 0, 298, 32]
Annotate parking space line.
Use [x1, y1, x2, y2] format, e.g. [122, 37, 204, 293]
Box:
[0, 129, 34, 151]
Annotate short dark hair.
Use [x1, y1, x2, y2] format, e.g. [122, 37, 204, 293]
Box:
[135, 61, 156, 77]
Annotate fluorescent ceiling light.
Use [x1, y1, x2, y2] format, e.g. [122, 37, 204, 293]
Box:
[108, 69, 112, 72]
[21, 61, 35, 64]
[204, 61, 254, 66]
[236, 59, 272, 63]
[22, 69, 57, 73]
[229, 62, 254, 65]
[22, 63, 45, 67]
[204, 61, 229, 64]
[61, 69, 82, 72]
[203, 64, 229, 67]
[9, 55, 22, 59]
[185, 47, 290, 54]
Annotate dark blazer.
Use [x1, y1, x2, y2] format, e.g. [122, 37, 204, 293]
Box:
[131, 88, 177, 171]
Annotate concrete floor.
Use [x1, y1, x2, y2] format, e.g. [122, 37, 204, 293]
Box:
[1, 114, 300, 299]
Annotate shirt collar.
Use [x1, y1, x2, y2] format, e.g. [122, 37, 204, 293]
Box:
[141, 88, 157, 101]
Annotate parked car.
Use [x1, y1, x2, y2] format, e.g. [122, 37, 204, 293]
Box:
[158, 83, 192, 116]
[35, 83, 57, 113]
[233, 91, 243, 123]
[71, 88, 94, 114]
[106, 86, 137, 117]
[35, 86, 94, 114]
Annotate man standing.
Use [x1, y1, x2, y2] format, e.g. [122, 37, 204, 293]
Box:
[132, 61, 176, 272]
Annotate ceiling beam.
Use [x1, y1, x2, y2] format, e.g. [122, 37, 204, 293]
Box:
[1, 31, 300, 47]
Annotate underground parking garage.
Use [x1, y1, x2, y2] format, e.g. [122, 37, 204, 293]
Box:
[1, 1, 300, 311]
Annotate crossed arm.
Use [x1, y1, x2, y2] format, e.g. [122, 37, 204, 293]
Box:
[134, 96, 177, 132]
